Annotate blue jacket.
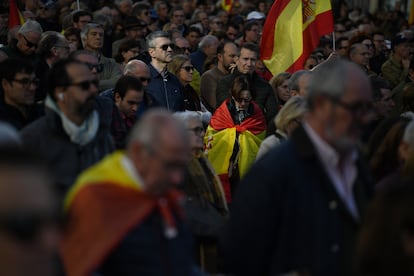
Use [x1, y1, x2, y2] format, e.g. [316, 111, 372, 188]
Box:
[146, 64, 185, 112]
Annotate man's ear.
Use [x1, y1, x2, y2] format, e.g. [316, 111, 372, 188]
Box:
[114, 92, 122, 104]
[148, 47, 155, 58]
[1, 78, 10, 91]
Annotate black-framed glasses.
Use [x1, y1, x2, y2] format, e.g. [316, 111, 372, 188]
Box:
[84, 62, 103, 73]
[12, 78, 40, 88]
[22, 35, 38, 49]
[236, 97, 252, 103]
[188, 126, 204, 136]
[158, 43, 174, 51]
[53, 45, 70, 51]
[66, 79, 99, 90]
[214, 21, 223, 25]
[174, 46, 191, 52]
[139, 77, 151, 83]
[181, 65, 194, 72]
[0, 211, 58, 243]
[330, 97, 373, 116]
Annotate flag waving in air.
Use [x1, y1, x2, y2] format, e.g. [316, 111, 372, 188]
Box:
[261, 0, 333, 76]
[8, 0, 25, 29]
[221, 0, 233, 12]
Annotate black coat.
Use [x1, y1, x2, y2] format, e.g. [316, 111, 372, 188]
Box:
[220, 125, 373, 276]
[20, 97, 114, 200]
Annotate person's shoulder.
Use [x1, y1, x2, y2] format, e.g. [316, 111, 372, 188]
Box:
[20, 116, 48, 140]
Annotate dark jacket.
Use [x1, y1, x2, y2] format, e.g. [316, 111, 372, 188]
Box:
[220, 125, 373, 276]
[215, 69, 277, 126]
[0, 94, 44, 130]
[146, 63, 185, 112]
[20, 97, 114, 199]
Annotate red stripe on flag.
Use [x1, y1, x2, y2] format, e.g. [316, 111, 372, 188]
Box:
[260, 0, 291, 60]
[8, 0, 21, 29]
[285, 10, 334, 73]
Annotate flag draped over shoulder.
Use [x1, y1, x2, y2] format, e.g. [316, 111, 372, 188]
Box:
[8, 0, 24, 28]
[221, 0, 233, 12]
[261, 0, 334, 75]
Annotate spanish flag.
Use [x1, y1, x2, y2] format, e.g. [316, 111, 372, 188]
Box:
[409, 1, 414, 25]
[8, 0, 24, 28]
[61, 151, 184, 276]
[221, 0, 233, 12]
[261, 0, 334, 75]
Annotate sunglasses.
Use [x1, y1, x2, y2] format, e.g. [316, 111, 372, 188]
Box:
[181, 66, 194, 72]
[236, 97, 252, 103]
[175, 46, 191, 52]
[67, 79, 99, 90]
[12, 77, 40, 88]
[22, 34, 37, 49]
[0, 211, 58, 243]
[84, 62, 103, 73]
[139, 77, 151, 83]
[158, 43, 174, 51]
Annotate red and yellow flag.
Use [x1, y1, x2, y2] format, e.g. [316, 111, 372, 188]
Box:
[261, 0, 334, 75]
[221, 0, 233, 12]
[8, 0, 24, 29]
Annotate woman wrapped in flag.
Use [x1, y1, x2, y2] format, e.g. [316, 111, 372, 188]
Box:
[205, 75, 266, 203]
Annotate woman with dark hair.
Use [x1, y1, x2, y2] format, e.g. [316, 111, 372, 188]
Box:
[113, 38, 141, 72]
[205, 75, 266, 203]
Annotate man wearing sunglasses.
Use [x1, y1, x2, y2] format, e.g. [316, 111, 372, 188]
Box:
[0, 147, 60, 276]
[0, 20, 42, 64]
[0, 58, 43, 130]
[21, 59, 114, 201]
[146, 31, 185, 112]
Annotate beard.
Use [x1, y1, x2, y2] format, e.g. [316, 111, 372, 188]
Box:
[76, 94, 97, 118]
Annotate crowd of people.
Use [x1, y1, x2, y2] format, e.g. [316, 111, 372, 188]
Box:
[1, 0, 414, 275]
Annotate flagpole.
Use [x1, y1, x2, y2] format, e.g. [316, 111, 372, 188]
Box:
[77, 0, 80, 10]
[332, 31, 335, 52]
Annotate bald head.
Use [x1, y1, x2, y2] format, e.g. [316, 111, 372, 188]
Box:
[123, 60, 151, 87]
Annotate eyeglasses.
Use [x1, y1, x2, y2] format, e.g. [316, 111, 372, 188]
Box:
[12, 78, 40, 88]
[214, 21, 223, 25]
[0, 211, 58, 243]
[66, 79, 99, 90]
[330, 97, 373, 116]
[158, 43, 174, 51]
[174, 46, 191, 52]
[364, 43, 374, 48]
[139, 77, 151, 83]
[54, 45, 70, 51]
[38, 6, 48, 11]
[181, 65, 194, 72]
[84, 62, 103, 73]
[188, 126, 204, 136]
[22, 34, 37, 49]
[236, 97, 252, 103]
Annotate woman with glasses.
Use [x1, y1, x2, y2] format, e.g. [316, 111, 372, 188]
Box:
[173, 111, 228, 274]
[168, 55, 210, 119]
[205, 75, 266, 204]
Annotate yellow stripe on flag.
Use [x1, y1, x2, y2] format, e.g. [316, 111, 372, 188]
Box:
[263, 1, 303, 75]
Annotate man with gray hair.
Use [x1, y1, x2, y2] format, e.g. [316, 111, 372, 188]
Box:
[0, 20, 43, 64]
[146, 31, 184, 112]
[60, 108, 195, 275]
[221, 59, 374, 276]
[81, 23, 122, 91]
[289, 70, 312, 97]
[35, 31, 70, 101]
[190, 35, 219, 73]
